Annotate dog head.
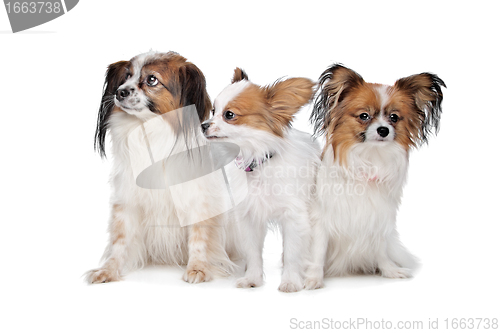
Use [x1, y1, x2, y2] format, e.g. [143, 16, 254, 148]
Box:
[311, 64, 445, 164]
[94, 51, 211, 157]
[201, 68, 314, 152]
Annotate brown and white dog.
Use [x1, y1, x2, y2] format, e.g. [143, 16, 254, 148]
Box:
[86, 51, 232, 284]
[201, 69, 320, 292]
[305, 64, 445, 288]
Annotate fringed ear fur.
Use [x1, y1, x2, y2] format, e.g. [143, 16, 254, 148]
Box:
[264, 77, 315, 128]
[178, 63, 212, 122]
[94, 60, 130, 158]
[394, 73, 446, 145]
[310, 64, 364, 137]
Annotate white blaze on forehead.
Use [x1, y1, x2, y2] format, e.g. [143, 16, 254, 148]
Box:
[375, 84, 391, 114]
[122, 51, 166, 87]
[130, 52, 158, 82]
[118, 52, 151, 89]
[214, 80, 252, 114]
[132, 55, 146, 79]
[374, 86, 392, 132]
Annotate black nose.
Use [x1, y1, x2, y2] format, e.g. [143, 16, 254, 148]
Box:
[377, 126, 389, 138]
[201, 122, 211, 133]
[116, 88, 133, 101]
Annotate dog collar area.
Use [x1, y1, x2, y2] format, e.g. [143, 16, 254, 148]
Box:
[234, 153, 274, 172]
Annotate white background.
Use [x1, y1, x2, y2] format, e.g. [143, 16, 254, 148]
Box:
[1, 1, 499, 332]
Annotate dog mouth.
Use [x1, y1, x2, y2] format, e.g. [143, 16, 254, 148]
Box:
[115, 97, 145, 112]
[205, 135, 228, 140]
[374, 135, 395, 142]
[119, 105, 141, 111]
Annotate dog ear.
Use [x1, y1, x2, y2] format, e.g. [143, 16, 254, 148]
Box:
[178, 63, 212, 122]
[94, 60, 130, 158]
[232, 67, 249, 83]
[310, 64, 364, 136]
[394, 73, 446, 145]
[264, 77, 315, 130]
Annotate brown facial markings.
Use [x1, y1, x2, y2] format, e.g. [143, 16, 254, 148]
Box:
[138, 55, 186, 115]
[224, 84, 276, 134]
[122, 53, 212, 120]
[314, 65, 445, 165]
[325, 83, 384, 165]
[386, 88, 425, 151]
[223, 78, 314, 137]
[141, 67, 177, 114]
[96, 52, 212, 158]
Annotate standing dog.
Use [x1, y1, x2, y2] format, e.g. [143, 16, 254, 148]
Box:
[305, 64, 445, 288]
[86, 51, 231, 284]
[202, 69, 320, 292]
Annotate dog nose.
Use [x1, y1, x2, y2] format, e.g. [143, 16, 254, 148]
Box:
[377, 126, 389, 138]
[201, 122, 211, 133]
[116, 88, 134, 101]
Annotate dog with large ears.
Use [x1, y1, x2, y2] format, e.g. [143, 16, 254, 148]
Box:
[86, 51, 232, 284]
[305, 64, 445, 289]
[202, 68, 321, 292]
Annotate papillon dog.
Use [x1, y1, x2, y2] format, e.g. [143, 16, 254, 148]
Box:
[86, 51, 232, 284]
[305, 64, 445, 288]
[201, 68, 320, 292]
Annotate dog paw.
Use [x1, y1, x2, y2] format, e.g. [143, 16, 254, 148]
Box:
[236, 276, 263, 289]
[381, 267, 412, 279]
[85, 269, 121, 284]
[278, 280, 303, 293]
[183, 262, 213, 283]
[304, 277, 325, 290]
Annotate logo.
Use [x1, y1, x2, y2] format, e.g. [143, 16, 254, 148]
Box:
[127, 105, 248, 227]
[3, 0, 79, 33]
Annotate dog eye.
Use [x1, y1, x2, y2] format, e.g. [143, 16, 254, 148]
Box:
[389, 114, 399, 123]
[359, 113, 370, 121]
[146, 75, 159, 87]
[223, 111, 236, 120]
[211, 109, 215, 115]
[125, 73, 131, 80]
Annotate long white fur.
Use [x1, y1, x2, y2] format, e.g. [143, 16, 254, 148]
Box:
[305, 91, 418, 289]
[205, 82, 321, 292]
[85, 52, 232, 284]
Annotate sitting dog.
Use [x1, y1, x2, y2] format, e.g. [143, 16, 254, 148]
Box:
[86, 51, 232, 284]
[305, 64, 445, 288]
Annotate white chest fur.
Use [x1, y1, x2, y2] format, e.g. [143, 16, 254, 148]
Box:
[311, 142, 416, 277]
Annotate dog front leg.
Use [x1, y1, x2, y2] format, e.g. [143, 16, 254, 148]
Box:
[279, 209, 311, 292]
[235, 216, 266, 288]
[183, 217, 223, 283]
[304, 217, 328, 289]
[85, 203, 138, 283]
